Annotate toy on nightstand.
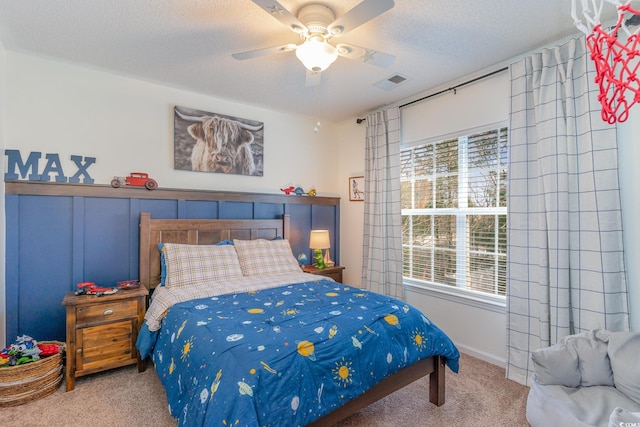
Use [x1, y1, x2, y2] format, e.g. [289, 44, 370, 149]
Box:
[74, 281, 118, 297]
[313, 249, 327, 269]
[297, 253, 308, 266]
[306, 188, 317, 196]
[292, 186, 305, 195]
[117, 279, 140, 290]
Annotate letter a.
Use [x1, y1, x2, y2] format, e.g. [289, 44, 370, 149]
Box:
[40, 153, 68, 182]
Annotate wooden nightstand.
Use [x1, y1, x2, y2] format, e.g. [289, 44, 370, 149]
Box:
[302, 265, 345, 283]
[62, 287, 148, 391]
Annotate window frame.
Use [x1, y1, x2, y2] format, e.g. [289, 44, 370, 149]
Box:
[401, 121, 508, 307]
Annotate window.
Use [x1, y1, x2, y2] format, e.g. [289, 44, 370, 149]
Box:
[401, 126, 508, 297]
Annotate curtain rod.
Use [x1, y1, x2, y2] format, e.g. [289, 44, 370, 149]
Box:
[355, 66, 508, 124]
[399, 66, 508, 109]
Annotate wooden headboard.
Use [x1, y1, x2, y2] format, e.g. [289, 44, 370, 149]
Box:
[139, 212, 291, 290]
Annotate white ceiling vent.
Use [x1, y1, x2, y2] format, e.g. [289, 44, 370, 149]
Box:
[374, 73, 409, 90]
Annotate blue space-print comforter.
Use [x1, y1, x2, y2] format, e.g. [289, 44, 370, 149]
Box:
[137, 278, 459, 426]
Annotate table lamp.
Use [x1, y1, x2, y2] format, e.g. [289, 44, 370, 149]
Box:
[309, 229, 334, 269]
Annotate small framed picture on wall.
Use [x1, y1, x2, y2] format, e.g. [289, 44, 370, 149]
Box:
[349, 176, 365, 201]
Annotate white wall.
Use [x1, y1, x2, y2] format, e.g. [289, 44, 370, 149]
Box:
[1, 51, 343, 343]
[401, 71, 510, 144]
[336, 118, 366, 287]
[4, 52, 340, 195]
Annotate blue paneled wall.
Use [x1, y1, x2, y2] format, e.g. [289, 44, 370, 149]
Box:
[4, 182, 340, 345]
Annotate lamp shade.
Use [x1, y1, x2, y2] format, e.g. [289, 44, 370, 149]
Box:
[295, 37, 338, 72]
[309, 229, 330, 249]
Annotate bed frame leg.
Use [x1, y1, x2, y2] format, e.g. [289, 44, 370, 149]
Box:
[138, 356, 147, 373]
[429, 355, 445, 406]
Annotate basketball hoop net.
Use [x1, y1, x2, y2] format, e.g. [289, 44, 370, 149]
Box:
[572, 0, 640, 123]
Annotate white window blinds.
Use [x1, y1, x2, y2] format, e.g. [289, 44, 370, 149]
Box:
[401, 126, 507, 296]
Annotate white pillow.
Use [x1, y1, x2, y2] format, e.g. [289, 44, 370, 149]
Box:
[574, 330, 614, 387]
[531, 342, 580, 387]
[233, 238, 301, 276]
[531, 330, 615, 387]
[163, 243, 244, 288]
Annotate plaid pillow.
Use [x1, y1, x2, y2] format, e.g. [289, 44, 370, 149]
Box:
[163, 243, 243, 288]
[233, 238, 301, 276]
[158, 240, 233, 286]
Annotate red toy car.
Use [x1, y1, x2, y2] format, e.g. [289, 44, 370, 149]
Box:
[111, 172, 158, 190]
[74, 282, 118, 297]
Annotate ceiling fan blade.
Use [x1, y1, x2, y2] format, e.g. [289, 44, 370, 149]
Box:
[232, 44, 297, 60]
[251, 0, 307, 34]
[336, 43, 395, 68]
[327, 0, 395, 37]
[305, 70, 322, 87]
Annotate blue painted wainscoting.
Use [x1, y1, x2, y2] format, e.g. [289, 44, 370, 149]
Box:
[4, 181, 340, 345]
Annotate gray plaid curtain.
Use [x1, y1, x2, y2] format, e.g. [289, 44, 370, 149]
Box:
[361, 107, 403, 299]
[506, 36, 629, 385]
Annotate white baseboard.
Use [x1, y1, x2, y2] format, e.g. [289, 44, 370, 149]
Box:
[456, 342, 506, 368]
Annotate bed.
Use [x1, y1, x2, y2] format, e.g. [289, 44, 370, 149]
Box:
[136, 212, 459, 426]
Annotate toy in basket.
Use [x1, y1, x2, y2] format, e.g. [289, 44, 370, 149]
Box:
[0, 335, 65, 407]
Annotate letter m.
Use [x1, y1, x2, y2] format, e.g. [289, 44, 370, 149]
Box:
[4, 150, 42, 181]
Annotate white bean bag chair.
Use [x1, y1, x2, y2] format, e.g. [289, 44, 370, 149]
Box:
[526, 330, 640, 427]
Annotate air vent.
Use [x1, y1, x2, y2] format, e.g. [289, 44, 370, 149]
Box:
[374, 74, 409, 90]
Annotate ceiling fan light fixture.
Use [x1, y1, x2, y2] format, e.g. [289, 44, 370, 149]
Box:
[295, 37, 338, 73]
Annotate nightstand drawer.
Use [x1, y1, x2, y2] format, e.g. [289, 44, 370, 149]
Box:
[76, 299, 138, 325]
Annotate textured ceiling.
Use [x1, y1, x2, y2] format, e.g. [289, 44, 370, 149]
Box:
[0, 0, 618, 121]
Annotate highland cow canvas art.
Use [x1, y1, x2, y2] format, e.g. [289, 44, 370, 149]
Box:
[174, 106, 264, 176]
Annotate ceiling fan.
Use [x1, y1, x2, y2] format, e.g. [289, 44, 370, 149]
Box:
[232, 0, 396, 86]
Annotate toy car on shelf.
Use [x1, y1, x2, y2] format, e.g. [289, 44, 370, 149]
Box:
[111, 172, 158, 190]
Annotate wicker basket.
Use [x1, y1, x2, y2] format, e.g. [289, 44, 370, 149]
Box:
[0, 341, 65, 407]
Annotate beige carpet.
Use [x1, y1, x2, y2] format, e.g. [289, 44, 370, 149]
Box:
[3, 353, 529, 426]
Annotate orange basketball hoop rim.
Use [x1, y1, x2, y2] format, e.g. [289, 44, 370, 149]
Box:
[572, 0, 640, 123]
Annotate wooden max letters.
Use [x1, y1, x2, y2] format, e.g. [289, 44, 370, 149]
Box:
[4, 150, 95, 183]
